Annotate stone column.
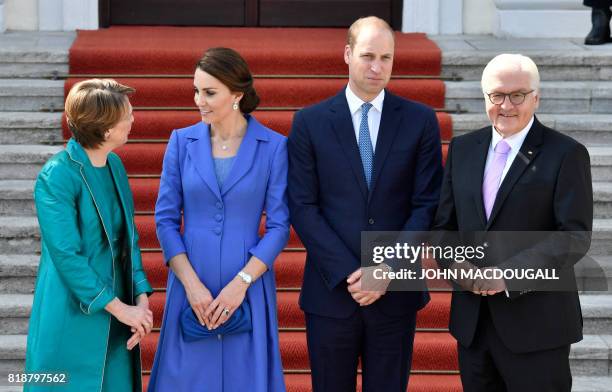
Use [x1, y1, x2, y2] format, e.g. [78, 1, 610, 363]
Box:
[402, 0, 463, 34]
[0, 0, 5, 33]
[38, 0, 97, 31]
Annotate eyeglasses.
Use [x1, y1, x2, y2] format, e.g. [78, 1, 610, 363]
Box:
[485, 90, 535, 105]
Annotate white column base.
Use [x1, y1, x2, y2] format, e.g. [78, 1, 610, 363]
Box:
[494, 9, 591, 38]
[493, 0, 592, 38]
[402, 0, 462, 34]
[38, 0, 98, 31]
[0, 1, 5, 33]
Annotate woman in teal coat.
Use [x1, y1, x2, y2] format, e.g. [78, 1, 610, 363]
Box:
[25, 79, 154, 392]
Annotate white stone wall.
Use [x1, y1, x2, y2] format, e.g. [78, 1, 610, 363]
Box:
[0, 0, 5, 33]
[493, 0, 590, 38]
[5, 0, 37, 30]
[463, 0, 496, 35]
[403, 0, 591, 37]
[3, 0, 97, 31]
[0, 0, 594, 37]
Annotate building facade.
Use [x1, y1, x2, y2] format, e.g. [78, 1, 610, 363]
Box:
[0, 0, 593, 38]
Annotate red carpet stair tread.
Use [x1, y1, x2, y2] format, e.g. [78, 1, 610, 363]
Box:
[62, 110, 453, 143]
[140, 331, 457, 372]
[135, 215, 304, 249]
[104, 143, 449, 176]
[147, 290, 451, 330]
[65, 77, 446, 109]
[67, 27, 458, 391]
[70, 27, 441, 76]
[140, 374, 462, 392]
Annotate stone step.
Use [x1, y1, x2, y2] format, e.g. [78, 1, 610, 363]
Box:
[0, 295, 32, 334]
[4, 178, 609, 218]
[0, 335, 26, 384]
[0, 79, 64, 112]
[0, 180, 35, 216]
[0, 332, 609, 377]
[0, 31, 73, 79]
[0, 145, 61, 180]
[594, 183, 612, 219]
[451, 114, 612, 147]
[592, 219, 612, 257]
[573, 376, 612, 391]
[446, 81, 612, 114]
[0, 215, 610, 256]
[590, 147, 612, 183]
[0, 217, 40, 255]
[432, 36, 612, 81]
[581, 294, 612, 335]
[570, 335, 612, 376]
[0, 255, 38, 294]
[577, 256, 612, 295]
[0, 112, 62, 145]
[0, 268, 609, 330]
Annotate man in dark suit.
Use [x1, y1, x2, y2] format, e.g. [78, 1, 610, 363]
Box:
[433, 54, 593, 392]
[287, 16, 443, 392]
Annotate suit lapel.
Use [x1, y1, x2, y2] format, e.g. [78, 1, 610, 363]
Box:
[221, 115, 268, 196]
[472, 129, 492, 228]
[329, 92, 368, 201]
[486, 118, 543, 229]
[108, 156, 134, 243]
[65, 139, 115, 246]
[369, 91, 401, 202]
[186, 122, 221, 200]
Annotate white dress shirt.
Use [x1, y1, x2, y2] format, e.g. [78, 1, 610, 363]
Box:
[484, 116, 534, 186]
[345, 85, 384, 150]
[483, 116, 533, 298]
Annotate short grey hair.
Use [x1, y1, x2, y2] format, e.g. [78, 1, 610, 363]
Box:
[481, 53, 540, 93]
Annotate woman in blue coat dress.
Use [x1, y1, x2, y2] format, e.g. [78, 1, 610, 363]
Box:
[148, 48, 289, 391]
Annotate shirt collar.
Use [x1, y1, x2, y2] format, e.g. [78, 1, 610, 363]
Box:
[345, 84, 385, 115]
[491, 116, 534, 152]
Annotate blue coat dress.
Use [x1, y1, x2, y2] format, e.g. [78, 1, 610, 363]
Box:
[148, 115, 289, 392]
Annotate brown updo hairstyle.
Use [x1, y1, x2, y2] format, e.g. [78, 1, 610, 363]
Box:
[195, 47, 260, 113]
[64, 79, 135, 149]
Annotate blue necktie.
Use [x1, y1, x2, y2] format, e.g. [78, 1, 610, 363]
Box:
[358, 102, 374, 188]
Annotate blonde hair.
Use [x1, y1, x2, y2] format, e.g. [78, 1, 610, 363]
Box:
[65, 79, 135, 149]
[481, 54, 540, 93]
[347, 16, 394, 50]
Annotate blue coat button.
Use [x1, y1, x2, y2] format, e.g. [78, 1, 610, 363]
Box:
[213, 227, 221, 235]
[216, 202, 223, 209]
[215, 214, 223, 222]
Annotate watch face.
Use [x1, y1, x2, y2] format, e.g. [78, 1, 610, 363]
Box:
[240, 271, 252, 283]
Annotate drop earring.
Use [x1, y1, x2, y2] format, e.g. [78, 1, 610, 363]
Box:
[233, 102, 239, 110]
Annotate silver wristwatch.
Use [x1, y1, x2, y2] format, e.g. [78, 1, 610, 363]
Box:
[237, 271, 253, 285]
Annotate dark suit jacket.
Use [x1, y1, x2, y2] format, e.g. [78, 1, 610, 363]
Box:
[288, 89, 443, 318]
[433, 116, 593, 353]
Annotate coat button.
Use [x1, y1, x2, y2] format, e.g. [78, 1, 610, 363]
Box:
[214, 214, 223, 222]
[213, 227, 221, 235]
[368, 218, 375, 225]
[216, 202, 223, 210]
[217, 334, 222, 340]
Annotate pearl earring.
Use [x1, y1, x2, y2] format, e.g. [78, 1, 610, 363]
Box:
[233, 102, 239, 110]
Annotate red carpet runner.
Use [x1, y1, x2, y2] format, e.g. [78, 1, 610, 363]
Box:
[66, 26, 460, 391]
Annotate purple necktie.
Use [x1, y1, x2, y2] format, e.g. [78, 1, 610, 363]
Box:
[482, 139, 511, 220]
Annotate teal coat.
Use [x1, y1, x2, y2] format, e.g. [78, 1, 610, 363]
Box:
[25, 139, 153, 391]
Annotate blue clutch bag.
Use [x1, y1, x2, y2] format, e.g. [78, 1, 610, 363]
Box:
[180, 301, 252, 342]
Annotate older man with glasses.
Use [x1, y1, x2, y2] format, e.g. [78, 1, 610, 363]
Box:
[433, 54, 593, 392]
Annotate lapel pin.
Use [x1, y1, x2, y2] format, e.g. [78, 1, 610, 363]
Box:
[528, 151, 533, 155]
